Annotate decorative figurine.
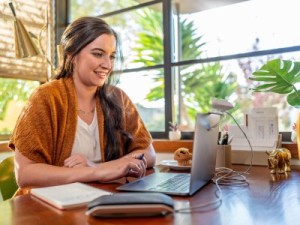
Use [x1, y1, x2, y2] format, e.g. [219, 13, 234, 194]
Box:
[174, 147, 192, 166]
[266, 148, 291, 174]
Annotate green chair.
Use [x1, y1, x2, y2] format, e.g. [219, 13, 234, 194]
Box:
[0, 156, 18, 201]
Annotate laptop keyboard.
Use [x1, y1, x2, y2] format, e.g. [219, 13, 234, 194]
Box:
[147, 174, 190, 193]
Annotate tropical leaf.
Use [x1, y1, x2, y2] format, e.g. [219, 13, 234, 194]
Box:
[250, 58, 300, 107]
[287, 91, 300, 108]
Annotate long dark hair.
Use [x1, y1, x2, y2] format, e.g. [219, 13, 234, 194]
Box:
[56, 16, 132, 161]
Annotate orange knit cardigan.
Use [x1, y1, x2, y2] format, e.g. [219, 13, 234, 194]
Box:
[9, 78, 152, 166]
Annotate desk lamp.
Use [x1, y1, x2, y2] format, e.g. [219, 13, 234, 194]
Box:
[8, 2, 39, 59]
[8, 1, 61, 80]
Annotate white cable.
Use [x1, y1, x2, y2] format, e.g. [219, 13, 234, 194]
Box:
[225, 111, 253, 174]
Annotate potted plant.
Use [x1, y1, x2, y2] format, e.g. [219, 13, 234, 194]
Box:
[249, 58, 300, 155]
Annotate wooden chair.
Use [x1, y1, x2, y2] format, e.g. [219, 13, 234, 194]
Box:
[0, 156, 18, 201]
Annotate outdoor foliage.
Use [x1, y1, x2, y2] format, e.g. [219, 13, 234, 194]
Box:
[0, 79, 38, 120]
[132, 8, 237, 124]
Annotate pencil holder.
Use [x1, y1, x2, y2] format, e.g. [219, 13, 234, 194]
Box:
[216, 145, 232, 168]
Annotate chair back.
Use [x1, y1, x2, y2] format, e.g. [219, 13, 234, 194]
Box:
[0, 156, 18, 200]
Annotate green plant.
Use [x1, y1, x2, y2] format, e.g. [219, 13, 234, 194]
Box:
[250, 58, 300, 108]
[133, 9, 237, 124]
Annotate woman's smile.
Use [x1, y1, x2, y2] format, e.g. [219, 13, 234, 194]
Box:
[94, 70, 107, 79]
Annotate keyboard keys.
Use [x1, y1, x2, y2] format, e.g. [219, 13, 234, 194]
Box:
[147, 174, 190, 192]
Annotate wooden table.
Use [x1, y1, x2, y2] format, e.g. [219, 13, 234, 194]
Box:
[1, 165, 300, 225]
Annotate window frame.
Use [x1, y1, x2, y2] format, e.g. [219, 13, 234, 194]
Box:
[56, 0, 296, 141]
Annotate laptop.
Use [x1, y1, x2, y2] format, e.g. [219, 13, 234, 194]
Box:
[117, 113, 220, 196]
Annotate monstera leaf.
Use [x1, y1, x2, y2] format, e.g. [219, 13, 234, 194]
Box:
[250, 59, 300, 108]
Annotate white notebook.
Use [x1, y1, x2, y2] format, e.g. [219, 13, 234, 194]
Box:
[31, 182, 111, 210]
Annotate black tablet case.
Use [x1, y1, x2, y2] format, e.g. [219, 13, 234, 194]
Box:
[86, 192, 174, 218]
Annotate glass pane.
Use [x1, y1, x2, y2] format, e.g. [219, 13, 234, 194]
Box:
[105, 3, 163, 70]
[0, 78, 39, 137]
[69, 0, 155, 21]
[174, 52, 300, 132]
[174, 0, 300, 61]
[116, 69, 165, 131]
[69, 1, 163, 70]
[69, 0, 134, 21]
[172, 61, 238, 131]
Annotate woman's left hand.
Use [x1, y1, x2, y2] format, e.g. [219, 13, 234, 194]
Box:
[64, 154, 95, 168]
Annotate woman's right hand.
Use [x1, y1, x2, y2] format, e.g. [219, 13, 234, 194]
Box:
[95, 155, 146, 182]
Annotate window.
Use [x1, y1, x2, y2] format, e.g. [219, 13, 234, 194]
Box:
[0, 78, 39, 140]
[69, 0, 153, 21]
[118, 69, 165, 131]
[174, 0, 300, 132]
[65, 0, 300, 139]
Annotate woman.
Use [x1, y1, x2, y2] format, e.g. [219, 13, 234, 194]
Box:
[9, 16, 156, 191]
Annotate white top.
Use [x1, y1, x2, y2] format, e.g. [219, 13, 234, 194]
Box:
[71, 112, 101, 162]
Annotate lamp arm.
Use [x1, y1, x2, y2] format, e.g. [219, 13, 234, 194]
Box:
[8, 2, 17, 17]
[33, 23, 58, 76]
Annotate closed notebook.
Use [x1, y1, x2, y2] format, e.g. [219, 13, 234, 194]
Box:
[31, 182, 111, 210]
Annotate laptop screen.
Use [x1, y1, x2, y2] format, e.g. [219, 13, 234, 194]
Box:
[189, 113, 220, 195]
